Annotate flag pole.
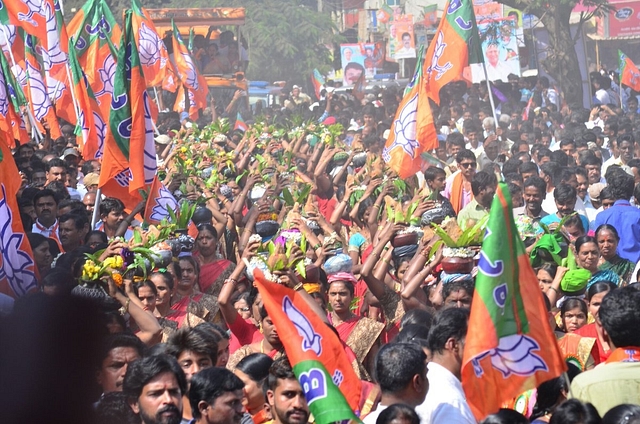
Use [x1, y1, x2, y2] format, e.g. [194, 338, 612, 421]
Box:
[91, 188, 102, 229]
[481, 62, 499, 129]
[0, 26, 43, 142]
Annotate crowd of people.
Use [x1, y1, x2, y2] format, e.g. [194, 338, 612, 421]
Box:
[3, 67, 640, 424]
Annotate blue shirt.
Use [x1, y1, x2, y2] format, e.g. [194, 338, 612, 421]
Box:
[594, 200, 640, 263]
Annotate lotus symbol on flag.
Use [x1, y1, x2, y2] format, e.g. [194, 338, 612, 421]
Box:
[282, 296, 323, 356]
[26, 61, 50, 120]
[183, 53, 198, 89]
[0, 25, 17, 54]
[41, 2, 66, 69]
[46, 72, 64, 102]
[149, 186, 178, 223]
[385, 92, 419, 159]
[427, 32, 453, 81]
[142, 92, 158, 185]
[94, 111, 106, 159]
[471, 334, 549, 378]
[17, 0, 45, 27]
[0, 184, 37, 296]
[95, 55, 116, 102]
[138, 22, 162, 67]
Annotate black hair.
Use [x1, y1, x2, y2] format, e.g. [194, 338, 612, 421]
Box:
[166, 327, 218, 364]
[602, 404, 640, 424]
[236, 353, 274, 384]
[561, 297, 587, 320]
[85, 230, 108, 245]
[471, 171, 497, 197]
[376, 404, 420, 424]
[328, 278, 355, 297]
[32, 188, 59, 206]
[267, 356, 296, 392]
[519, 161, 539, 176]
[81, 160, 99, 176]
[196, 223, 218, 239]
[134, 280, 158, 297]
[582, 155, 602, 168]
[502, 158, 522, 177]
[400, 309, 433, 330]
[540, 162, 560, 185]
[455, 149, 476, 164]
[587, 281, 616, 302]
[373, 343, 426, 393]
[189, 367, 244, 420]
[27, 232, 50, 251]
[394, 324, 430, 349]
[599, 286, 640, 348]
[447, 132, 465, 148]
[45, 158, 67, 172]
[553, 183, 576, 204]
[606, 168, 635, 200]
[523, 175, 547, 194]
[424, 166, 446, 182]
[41, 269, 74, 294]
[548, 399, 601, 424]
[427, 307, 469, 354]
[575, 236, 598, 255]
[58, 212, 89, 230]
[537, 263, 558, 280]
[99, 198, 125, 217]
[150, 271, 175, 291]
[93, 391, 138, 424]
[595, 224, 619, 241]
[123, 354, 187, 401]
[98, 333, 144, 369]
[58, 199, 86, 216]
[531, 373, 569, 419]
[480, 409, 529, 424]
[442, 279, 475, 304]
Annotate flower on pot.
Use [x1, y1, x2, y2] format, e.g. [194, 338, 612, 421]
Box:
[429, 215, 488, 260]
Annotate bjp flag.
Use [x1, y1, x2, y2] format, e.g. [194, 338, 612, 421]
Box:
[98, 9, 156, 210]
[67, 0, 120, 121]
[144, 175, 178, 225]
[253, 269, 362, 424]
[619, 50, 640, 92]
[132, 0, 170, 88]
[171, 19, 208, 112]
[461, 182, 566, 420]
[423, 0, 483, 104]
[383, 46, 436, 178]
[0, 130, 38, 298]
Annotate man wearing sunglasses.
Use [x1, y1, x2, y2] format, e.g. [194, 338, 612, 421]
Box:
[442, 149, 478, 215]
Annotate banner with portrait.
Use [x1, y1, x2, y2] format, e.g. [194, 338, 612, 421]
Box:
[390, 14, 416, 60]
[471, 17, 521, 83]
[340, 43, 383, 85]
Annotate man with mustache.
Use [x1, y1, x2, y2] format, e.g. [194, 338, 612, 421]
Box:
[96, 334, 144, 397]
[188, 368, 245, 424]
[32, 189, 61, 245]
[124, 354, 187, 424]
[266, 357, 310, 424]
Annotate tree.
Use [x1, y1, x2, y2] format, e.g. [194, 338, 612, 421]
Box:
[496, 0, 611, 106]
[209, 0, 339, 83]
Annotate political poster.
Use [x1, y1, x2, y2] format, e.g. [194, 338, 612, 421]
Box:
[391, 15, 416, 60]
[471, 17, 521, 83]
[340, 43, 383, 85]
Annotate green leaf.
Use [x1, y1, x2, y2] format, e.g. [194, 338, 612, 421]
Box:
[431, 223, 459, 247]
[282, 188, 294, 206]
[295, 260, 306, 279]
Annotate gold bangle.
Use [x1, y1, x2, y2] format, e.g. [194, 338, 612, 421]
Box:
[293, 282, 304, 291]
[382, 258, 390, 264]
[373, 204, 381, 209]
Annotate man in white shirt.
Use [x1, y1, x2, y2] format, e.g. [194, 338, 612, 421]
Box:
[363, 343, 428, 424]
[416, 308, 476, 424]
[32, 189, 60, 243]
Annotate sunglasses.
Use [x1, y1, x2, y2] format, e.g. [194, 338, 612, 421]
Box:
[460, 162, 477, 169]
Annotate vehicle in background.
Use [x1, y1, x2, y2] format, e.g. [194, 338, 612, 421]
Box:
[247, 81, 285, 113]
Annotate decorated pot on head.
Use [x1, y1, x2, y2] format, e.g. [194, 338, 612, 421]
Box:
[352, 152, 367, 168]
[276, 229, 303, 246]
[245, 251, 270, 282]
[71, 282, 121, 311]
[391, 226, 423, 247]
[324, 253, 353, 275]
[332, 151, 350, 167]
[441, 247, 476, 274]
[249, 185, 267, 203]
[421, 200, 456, 226]
[167, 232, 196, 255]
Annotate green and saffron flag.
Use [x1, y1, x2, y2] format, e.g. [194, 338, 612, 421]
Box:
[253, 269, 362, 424]
[461, 182, 567, 420]
[619, 50, 640, 92]
[423, 0, 483, 104]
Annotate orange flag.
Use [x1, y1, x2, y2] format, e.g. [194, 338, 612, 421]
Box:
[619, 50, 640, 92]
[131, 0, 170, 88]
[98, 10, 156, 210]
[253, 269, 362, 423]
[0, 130, 39, 298]
[461, 183, 566, 420]
[383, 47, 436, 178]
[144, 176, 178, 225]
[423, 0, 482, 104]
[171, 20, 208, 112]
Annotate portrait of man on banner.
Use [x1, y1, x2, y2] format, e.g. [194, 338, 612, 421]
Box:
[471, 17, 521, 83]
[393, 15, 416, 60]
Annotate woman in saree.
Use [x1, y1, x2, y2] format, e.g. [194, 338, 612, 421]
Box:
[326, 272, 384, 378]
[596, 224, 633, 284]
[574, 281, 617, 364]
[165, 256, 222, 328]
[193, 224, 236, 297]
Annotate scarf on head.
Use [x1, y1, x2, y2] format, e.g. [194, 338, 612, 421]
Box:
[327, 272, 358, 286]
[560, 268, 591, 293]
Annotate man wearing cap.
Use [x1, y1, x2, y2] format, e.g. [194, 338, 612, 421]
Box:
[290, 85, 311, 106]
[154, 134, 172, 167]
[61, 147, 80, 169]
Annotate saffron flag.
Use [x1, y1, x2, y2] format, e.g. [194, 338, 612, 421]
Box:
[0, 0, 50, 50]
[0, 41, 29, 144]
[68, 36, 107, 160]
[144, 175, 178, 225]
[253, 269, 362, 424]
[131, 0, 170, 88]
[234, 112, 247, 132]
[461, 182, 566, 420]
[423, 0, 482, 104]
[0, 131, 38, 298]
[67, 0, 120, 121]
[173, 84, 201, 120]
[311, 68, 325, 99]
[171, 19, 208, 112]
[24, 33, 62, 140]
[98, 9, 157, 210]
[383, 46, 437, 178]
[619, 50, 640, 92]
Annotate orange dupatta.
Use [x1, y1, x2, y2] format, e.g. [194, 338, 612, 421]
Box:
[450, 172, 466, 214]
